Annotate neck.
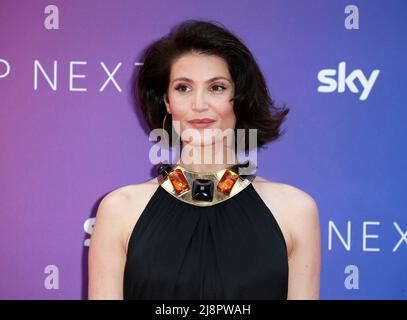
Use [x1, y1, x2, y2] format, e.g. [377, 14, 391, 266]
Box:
[176, 140, 237, 173]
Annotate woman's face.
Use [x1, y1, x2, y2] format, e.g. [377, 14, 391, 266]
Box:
[164, 52, 236, 147]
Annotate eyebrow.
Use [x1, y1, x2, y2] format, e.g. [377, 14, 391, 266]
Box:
[171, 76, 232, 84]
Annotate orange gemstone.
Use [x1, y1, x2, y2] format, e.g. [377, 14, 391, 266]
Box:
[168, 169, 190, 194]
[217, 169, 239, 195]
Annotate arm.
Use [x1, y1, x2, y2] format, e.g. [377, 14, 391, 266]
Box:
[88, 191, 129, 299]
[286, 193, 321, 300]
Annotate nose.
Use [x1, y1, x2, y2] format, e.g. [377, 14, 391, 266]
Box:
[191, 88, 209, 112]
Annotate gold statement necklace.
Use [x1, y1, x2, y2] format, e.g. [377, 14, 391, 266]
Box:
[157, 160, 256, 207]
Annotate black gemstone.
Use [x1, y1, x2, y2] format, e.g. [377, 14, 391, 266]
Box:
[192, 179, 214, 202]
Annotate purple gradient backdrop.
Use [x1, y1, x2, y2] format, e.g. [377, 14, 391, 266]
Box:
[0, 0, 406, 299]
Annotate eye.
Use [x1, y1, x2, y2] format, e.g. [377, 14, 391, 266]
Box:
[174, 84, 227, 93]
[211, 84, 226, 93]
[174, 84, 190, 93]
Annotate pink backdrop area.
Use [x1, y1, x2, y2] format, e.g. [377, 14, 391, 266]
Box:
[0, 0, 406, 299]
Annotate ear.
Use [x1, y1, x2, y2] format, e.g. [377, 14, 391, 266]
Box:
[163, 93, 171, 114]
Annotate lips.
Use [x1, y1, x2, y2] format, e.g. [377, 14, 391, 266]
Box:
[188, 118, 215, 123]
[188, 118, 216, 128]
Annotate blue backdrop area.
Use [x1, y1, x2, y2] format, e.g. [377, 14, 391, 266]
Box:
[0, 0, 405, 299]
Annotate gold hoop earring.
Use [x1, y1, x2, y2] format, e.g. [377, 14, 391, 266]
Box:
[162, 112, 171, 146]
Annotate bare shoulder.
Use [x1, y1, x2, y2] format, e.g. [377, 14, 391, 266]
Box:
[95, 176, 160, 227]
[100, 177, 159, 206]
[99, 176, 160, 216]
[252, 176, 320, 256]
[95, 177, 160, 252]
[253, 175, 318, 214]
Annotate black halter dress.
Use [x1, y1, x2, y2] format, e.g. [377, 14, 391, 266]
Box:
[123, 177, 289, 300]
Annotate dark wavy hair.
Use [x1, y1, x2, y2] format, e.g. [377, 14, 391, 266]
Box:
[135, 19, 289, 152]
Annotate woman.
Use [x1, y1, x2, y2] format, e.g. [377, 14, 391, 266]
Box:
[88, 19, 321, 300]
